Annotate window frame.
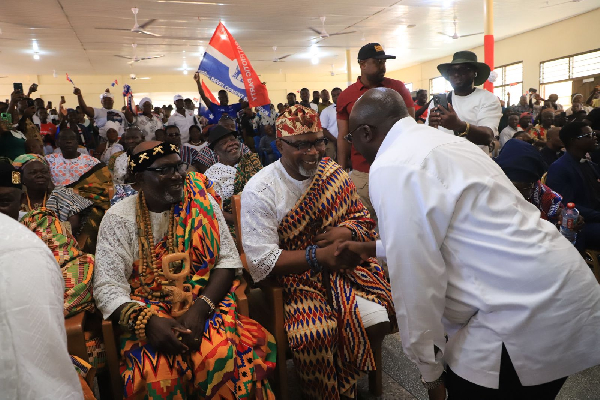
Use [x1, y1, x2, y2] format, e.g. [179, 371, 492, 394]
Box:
[539, 47, 600, 84]
[493, 61, 523, 105]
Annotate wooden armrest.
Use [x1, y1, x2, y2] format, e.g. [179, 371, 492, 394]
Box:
[101, 318, 123, 400]
[235, 276, 250, 317]
[65, 311, 87, 335]
[65, 311, 89, 364]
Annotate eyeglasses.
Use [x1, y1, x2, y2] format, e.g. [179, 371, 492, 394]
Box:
[345, 124, 374, 143]
[576, 131, 596, 139]
[145, 162, 189, 176]
[278, 137, 328, 152]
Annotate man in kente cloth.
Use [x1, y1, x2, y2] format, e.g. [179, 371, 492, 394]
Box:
[240, 105, 395, 399]
[93, 141, 276, 399]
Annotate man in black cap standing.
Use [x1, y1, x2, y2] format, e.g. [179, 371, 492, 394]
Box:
[336, 43, 415, 225]
[427, 51, 502, 155]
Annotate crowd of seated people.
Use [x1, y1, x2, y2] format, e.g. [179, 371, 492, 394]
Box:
[1, 49, 600, 399]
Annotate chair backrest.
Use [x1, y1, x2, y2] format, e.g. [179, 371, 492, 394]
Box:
[231, 194, 243, 251]
[231, 194, 251, 272]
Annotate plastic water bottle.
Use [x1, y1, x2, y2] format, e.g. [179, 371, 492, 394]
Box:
[560, 203, 579, 245]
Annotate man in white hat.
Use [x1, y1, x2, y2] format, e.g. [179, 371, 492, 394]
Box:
[73, 88, 127, 138]
[125, 97, 163, 141]
[167, 94, 199, 144]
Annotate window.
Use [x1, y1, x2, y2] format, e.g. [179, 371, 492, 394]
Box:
[539, 49, 600, 108]
[493, 62, 523, 105]
[404, 82, 413, 92]
[429, 76, 453, 97]
[540, 49, 600, 83]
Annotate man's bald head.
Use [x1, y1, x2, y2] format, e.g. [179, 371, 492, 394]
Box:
[348, 88, 410, 164]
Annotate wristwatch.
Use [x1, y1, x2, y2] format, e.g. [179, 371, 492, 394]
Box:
[421, 372, 445, 390]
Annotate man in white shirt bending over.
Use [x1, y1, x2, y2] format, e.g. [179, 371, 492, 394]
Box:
[427, 51, 502, 155]
[345, 88, 600, 400]
[0, 161, 83, 400]
[319, 87, 342, 160]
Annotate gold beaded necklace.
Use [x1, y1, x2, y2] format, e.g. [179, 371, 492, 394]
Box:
[135, 191, 182, 301]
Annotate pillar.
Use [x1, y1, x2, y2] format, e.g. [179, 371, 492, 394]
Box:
[483, 0, 494, 93]
[346, 49, 352, 88]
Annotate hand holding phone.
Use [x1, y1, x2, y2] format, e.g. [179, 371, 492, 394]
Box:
[60, 96, 66, 105]
[13, 82, 23, 93]
[432, 93, 448, 111]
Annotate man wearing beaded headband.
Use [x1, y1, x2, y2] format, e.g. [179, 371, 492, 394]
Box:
[240, 104, 395, 399]
[93, 141, 276, 399]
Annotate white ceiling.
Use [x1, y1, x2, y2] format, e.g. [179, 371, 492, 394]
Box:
[0, 0, 598, 77]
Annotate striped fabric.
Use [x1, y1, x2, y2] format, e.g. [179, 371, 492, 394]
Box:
[276, 158, 396, 399]
[120, 173, 276, 399]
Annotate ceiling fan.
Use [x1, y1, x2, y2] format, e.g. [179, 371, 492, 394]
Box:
[96, 8, 209, 41]
[255, 46, 292, 62]
[309, 16, 356, 40]
[542, 0, 584, 7]
[130, 74, 151, 80]
[437, 17, 483, 40]
[115, 44, 165, 65]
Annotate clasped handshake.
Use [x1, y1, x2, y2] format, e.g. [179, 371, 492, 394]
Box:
[312, 226, 377, 273]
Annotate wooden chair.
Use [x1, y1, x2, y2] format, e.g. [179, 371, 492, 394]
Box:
[231, 194, 387, 398]
[65, 311, 96, 388]
[584, 249, 600, 283]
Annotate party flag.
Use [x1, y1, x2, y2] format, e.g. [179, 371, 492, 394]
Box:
[66, 73, 74, 86]
[111, 79, 119, 87]
[198, 22, 270, 113]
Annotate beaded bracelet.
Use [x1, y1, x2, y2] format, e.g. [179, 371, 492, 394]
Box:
[198, 295, 216, 315]
[119, 302, 141, 331]
[305, 244, 322, 273]
[134, 307, 158, 341]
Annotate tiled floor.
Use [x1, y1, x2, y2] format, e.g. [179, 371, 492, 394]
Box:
[287, 332, 600, 399]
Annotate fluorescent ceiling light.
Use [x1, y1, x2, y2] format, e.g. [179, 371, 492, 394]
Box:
[33, 53, 40, 60]
[157, 1, 226, 5]
[311, 57, 319, 65]
[32, 41, 39, 51]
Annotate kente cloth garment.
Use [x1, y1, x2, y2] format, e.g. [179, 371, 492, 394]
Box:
[206, 153, 263, 237]
[261, 158, 395, 399]
[70, 355, 97, 400]
[67, 163, 111, 253]
[529, 180, 564, 224]
[20, 186, 93, 222]
[20, 208, 95, 318]
[94, 173, 276, 399]
[46, 152, 100, 186]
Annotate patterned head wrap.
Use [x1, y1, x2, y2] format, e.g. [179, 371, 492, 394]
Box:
[12, 153, 49, 170]
[276, 105, 322, 138]
[128, 142, 180, 174]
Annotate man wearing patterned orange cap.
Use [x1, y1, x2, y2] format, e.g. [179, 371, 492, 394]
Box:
[241, 105, 396, 399]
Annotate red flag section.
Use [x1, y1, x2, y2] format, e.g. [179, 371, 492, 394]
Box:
[201, 80, 220, 106]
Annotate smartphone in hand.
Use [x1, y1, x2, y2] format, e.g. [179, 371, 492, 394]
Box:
[432, 93, 448, 111]
[13, 83, 23, 93]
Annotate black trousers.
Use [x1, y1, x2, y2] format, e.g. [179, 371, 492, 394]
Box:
[446, 344, 567, 400]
